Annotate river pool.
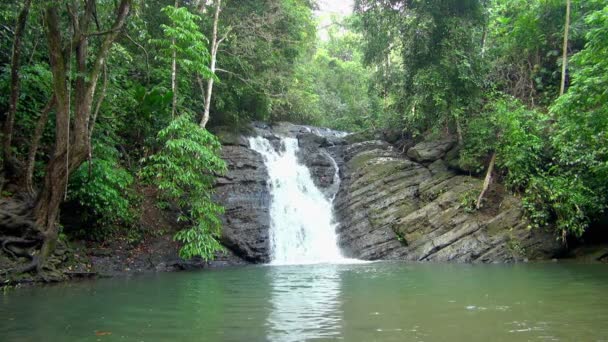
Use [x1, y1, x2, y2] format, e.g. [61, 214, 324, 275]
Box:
[1, 262, 608, 341]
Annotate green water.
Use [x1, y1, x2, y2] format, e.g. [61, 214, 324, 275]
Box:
[1, 262, 607, 341]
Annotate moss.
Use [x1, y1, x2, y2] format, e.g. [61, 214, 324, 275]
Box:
[459, 188, 478, 213]
[356, 163, 404, 187]
[348, 152, 379, 170]
[394, 229, 408, 246]
[372, 161, 406, 177]
[506, 234, 526, 258]
[404, 230, 423, 244]
[344, 130, 377, 144]
[396, 203, 418, 218]
[211, 125, 254, 145]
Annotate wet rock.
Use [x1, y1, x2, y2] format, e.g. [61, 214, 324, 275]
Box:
[215, 144, 271, 263]
[334, 144, 431, 260]
[297, 132, 328, 149]
[297, 151, 337, 196]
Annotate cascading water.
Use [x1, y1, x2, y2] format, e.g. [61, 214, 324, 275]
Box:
[249, 136, 346, 265]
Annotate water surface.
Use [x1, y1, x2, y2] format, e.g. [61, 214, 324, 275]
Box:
[2, 262, 608, 341]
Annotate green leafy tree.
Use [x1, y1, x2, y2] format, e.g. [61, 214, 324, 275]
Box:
[152, 5, 214, 117]
[143, 114, 227, 260]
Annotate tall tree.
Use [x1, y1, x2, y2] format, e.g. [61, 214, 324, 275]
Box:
[1, 0, 32, 175]
[34, 0, 132, 267]
[199, 0, 226, 128]
[560, 0, 571, 95]
[171, 0, 179, 118]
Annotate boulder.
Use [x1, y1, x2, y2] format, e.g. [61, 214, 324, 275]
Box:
[407, 138, 457, 163]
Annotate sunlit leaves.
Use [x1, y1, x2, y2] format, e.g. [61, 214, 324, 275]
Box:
[151, 5, 214, 78]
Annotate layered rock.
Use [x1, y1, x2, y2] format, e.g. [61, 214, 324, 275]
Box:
[334, 138, 562, 262]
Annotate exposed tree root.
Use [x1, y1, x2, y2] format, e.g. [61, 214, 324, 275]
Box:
[1, 236, 39, 258]
[0, 196, 44, 277]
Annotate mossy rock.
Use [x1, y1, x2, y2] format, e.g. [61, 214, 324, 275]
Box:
[344, 130, 379, 144]
[211, 125, 254, 146]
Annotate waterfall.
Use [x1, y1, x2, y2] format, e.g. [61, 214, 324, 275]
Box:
[249, 136, 346, 265]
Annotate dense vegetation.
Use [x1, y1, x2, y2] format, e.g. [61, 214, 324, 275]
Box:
[0, 0, 606, 276]
[350, 0, 607, 239]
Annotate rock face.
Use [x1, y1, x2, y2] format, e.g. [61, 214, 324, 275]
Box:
[214, 123, 563, 264]
[214, 132, 272, 263]
[333, 138, 562, 262]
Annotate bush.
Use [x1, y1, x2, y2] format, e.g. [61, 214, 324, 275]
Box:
[68, 144, 137, 241]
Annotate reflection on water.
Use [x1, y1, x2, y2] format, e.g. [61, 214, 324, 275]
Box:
[266, 265, 343, 341]
[2, 263, 608, 341]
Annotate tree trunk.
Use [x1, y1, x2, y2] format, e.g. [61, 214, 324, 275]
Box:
[2, 0, 32, 172]
[88, 64, 108, 176]
[476, 152, 496, 210]
[171, 0, 179, 118]
[34, 7, 70, 267]
[560, 0, 571, 96]
[25, 96, 55, 195]
[200, 0, 222, 128]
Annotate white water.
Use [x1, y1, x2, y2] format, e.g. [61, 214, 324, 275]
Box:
[248, 136, 347, 265]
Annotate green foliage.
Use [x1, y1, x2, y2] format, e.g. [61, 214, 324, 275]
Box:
[459, 189, 479, 213]
[282, 16, 383, 131]
[523, 173, 599, 236]
[68, 144, 137, 241]
[142, 114, 227, 260]
[210, 0, 317, 124]
[1, 0, 606, 250]
[486, 0, 601, 105]
[355, 0, 484, 133]
[461, 97, 547, 188]
[0, 63, 53, 156]
[537, 3, 608, 236]
[153, 5, 212, 78]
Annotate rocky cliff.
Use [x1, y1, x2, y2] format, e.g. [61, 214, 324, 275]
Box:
[214, 123, 563, 263]
[331, 136, 562, 262]
[213, 129, 271, 263]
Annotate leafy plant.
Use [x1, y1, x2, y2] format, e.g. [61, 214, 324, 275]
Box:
[459, 188, 479, 213]
[142, 113, 227, 260]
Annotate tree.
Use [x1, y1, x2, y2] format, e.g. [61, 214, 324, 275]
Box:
[560, 0, 571, 95]
[197, 0, 228, 128]
[207, 0, 317, 124]
[33, 0, 133, 268]
[153, 4, 214, 119]
[1, 0, 31, 177]
[142, 114, 227, 260]
[546, 3, 608, 236]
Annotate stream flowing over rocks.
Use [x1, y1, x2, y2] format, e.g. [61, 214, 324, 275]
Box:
[214, 122, 562, 263]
